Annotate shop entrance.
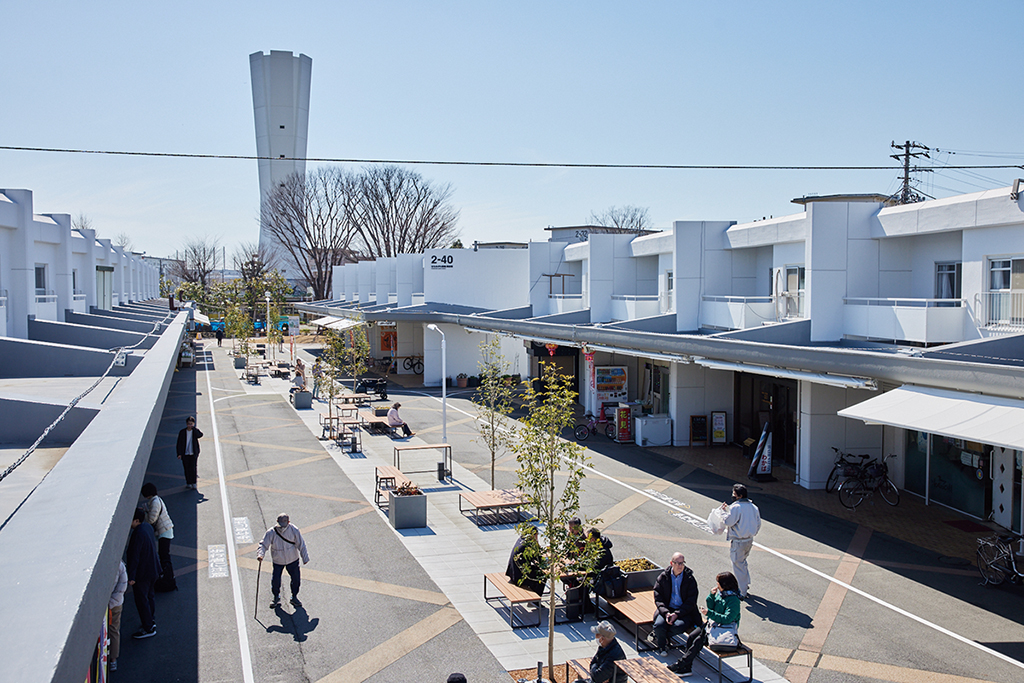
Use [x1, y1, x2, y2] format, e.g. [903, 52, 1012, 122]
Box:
[734, 373, 797, 468]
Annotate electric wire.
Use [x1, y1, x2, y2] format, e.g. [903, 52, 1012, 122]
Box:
[1, 144, 1023, 171]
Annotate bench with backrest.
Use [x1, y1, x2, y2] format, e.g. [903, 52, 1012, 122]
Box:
[374, 465, 411, 507]
[483, 572, 542, 629]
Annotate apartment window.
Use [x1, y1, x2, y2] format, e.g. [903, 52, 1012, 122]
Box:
[34, 265, 46, 293]
[988, 258, 1024, 325]
[935, 262, 961, 299]
[72, 269, 78, 291]
[666, 271, 673, 293]
[991, 260, 1012, 290]
[786, 266, 805, 293]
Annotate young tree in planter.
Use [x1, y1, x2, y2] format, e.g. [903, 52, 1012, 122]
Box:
[225, 302, 252, 359]
[511, 364, 602, 678]
[319, 329, 347, 422]
[340, 324, 371, 391]
[473, 336, 515, 489]
[267, 303, 283, 361]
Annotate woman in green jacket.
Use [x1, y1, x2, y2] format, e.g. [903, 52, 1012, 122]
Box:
[669, 572, 742, 674]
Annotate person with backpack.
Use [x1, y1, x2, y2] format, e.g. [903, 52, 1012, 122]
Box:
[142, 482, 176, 591]
[257, 514, 310, 608]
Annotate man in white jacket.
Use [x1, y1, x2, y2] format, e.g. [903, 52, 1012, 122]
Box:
[721, 483, 761, 599]
[257, 514, 310, 608]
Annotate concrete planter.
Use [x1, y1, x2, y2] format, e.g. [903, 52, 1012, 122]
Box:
[388, 491, 427, 529]
[234, 356, 247, 369]
[619, 557, 663, 591]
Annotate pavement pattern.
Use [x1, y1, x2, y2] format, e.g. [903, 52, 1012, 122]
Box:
[111, 341, 1024, 683]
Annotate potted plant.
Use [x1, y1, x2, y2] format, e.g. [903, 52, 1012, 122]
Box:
[388, 482, 427, 529]
[456, 372, 468, 388]
[467, 375, 480, 388]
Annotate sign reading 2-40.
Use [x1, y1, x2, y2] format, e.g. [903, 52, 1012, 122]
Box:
[430, 254, 454, 270]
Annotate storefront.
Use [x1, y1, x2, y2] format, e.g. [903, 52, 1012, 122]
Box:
[733, 372, 798, 468]
[841, 385, 1024, 529]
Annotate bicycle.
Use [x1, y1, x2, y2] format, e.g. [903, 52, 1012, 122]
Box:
[574, 412, 615, 441]
[402, 355, 424, 374]
[825, 447, 871, 493]
[837, 453, 900, 509]
[977, 534, 1024, 586]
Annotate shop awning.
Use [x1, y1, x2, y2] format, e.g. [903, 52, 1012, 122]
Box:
[311, 315, 342, 327]
[193, 311, 210, 326]
[839, 385, 1024, 451]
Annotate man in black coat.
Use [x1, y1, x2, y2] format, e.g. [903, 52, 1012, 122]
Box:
[587, 620, 626, 683]
[505, 526, 544, 594]
[651, 552, 699, 655]
[176, 415, 203, 490]
[127, 508, 161, 639]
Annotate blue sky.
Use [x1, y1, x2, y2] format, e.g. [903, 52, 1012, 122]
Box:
[2, 1, 1021, 259]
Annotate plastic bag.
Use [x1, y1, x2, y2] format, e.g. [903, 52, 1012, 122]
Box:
[707, 506, 728, 535]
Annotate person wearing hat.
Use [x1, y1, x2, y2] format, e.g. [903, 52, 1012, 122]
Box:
[582, 620, 625, 683]
[256, 514, 310, 608]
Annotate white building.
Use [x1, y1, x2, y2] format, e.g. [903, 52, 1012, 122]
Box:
[302, 183, 1024, 532]
[0, 188, 159, 338]
[249, 50, 312, 280]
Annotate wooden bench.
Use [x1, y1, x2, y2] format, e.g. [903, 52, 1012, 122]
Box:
[335, 392, 372, 406]
[483, 572, 542, 629]
[374, 465, 411, 507]
[565, 657, 591, 682]
[459, 489, 524, 526]
[615, 657, 678, 683]
[603, 589, 656, 652]
[360, 410, 396, 437]
[697, 642, 754, 683]
[394, 443, 452, 478]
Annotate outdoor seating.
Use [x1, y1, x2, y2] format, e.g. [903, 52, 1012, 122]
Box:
[458, 488, 524, 526]
[483, 572, 542, 629]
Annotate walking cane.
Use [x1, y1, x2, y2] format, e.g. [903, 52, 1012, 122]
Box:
[254, 557, 262, 619]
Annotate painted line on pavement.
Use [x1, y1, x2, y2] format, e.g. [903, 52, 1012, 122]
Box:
[204, 357, 256, 683]
[577, 458, 1024, 672]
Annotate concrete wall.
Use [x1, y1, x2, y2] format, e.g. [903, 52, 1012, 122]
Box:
[65, 311, 157, 334]
[0, 398, 98, 445]
[423, 248, 529, 311]
[28, 319, 155, 350]
[0, 338, 142, 378]
[0, 311, 186, 683]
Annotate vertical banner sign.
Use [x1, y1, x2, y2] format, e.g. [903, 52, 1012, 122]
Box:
[584, 352, 596, 391]
[711, 411, 727, 445]
[747, 422, 773, 477]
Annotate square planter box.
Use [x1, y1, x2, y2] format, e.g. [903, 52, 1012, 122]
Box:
[234, 356, 247, 369]
[618, 557, 663, 591]
[388, 491, 427, 529]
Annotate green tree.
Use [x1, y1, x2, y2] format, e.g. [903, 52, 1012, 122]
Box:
[511, 364, 602, 677]
[340, 325, 371, 391]
[225, 302, 253, 358]
[319, 329, 347, 421]
[473, 336, 515, 489]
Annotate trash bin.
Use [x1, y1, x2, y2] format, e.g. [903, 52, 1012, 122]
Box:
[437, 461, 447, 482]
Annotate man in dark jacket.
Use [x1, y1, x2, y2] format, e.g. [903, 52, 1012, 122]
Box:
[586, 620, 626, 683]
[176, 415, 203, 489]
[651, 552, 699, 655]
[127, 508, 161, 639]
[505, 526, 544, 594]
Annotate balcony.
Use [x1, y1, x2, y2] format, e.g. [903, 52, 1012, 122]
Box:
[610, 294, 660, 321]
[548, 293, 585, 315]
[34, 289, 58, 322]
[844, 297, 965, 344]
[701, 295, 778, 330]
[72, 289, 88, 314]
[981, 291, 1024, 329]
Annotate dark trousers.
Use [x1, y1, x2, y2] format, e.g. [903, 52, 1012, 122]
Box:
[158, 537, 174, 579]
[396, 423, 412, 437]
[271, 559, 301, 597]
[674, 624, 708, 671]
[132, 579, 156, 630]
[653, 613, 694, 650]
[180, 454, 198, 485]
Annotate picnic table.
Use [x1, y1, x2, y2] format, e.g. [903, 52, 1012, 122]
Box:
[458, 488, 524, 526]
[359, 410, 395, 436]
[394, 443, 452, 479]
[335, 392, 372, 406]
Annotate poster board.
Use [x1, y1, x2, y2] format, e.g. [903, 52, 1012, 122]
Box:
[690, 414, 708, 446]
[711, 411, 727, 445]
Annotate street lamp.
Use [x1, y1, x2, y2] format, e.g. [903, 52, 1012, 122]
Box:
[426, 324, 447, 446]
[264, 290, 271, 357]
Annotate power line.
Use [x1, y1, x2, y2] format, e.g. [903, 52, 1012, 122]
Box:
[1, 144, 1023, 172]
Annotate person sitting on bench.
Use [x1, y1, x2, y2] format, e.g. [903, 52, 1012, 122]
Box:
[578, 620, 625, 683]
[290, 370, 306, 395]
[387, 402, 413, 437]
[652, 552, 700, 656]
[668, 571, 742, 675]
[505, 526, 544, 594]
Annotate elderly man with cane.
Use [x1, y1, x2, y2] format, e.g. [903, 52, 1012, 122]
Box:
[257, 514, 310, 608]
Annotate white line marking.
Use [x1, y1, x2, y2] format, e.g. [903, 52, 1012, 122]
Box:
[205, 366, 256, 683]
[578, 459, 1024, 671]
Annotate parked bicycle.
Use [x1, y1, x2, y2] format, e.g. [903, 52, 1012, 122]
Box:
[402, 355, 424, 374]
[837, 453, 900, 509]
[825, 447, 871, 493]
[977, 534, 1024, 586]
[574, 412, 615, 441]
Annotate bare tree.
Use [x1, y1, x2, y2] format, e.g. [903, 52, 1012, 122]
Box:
[168, 236, 220, 290]
[72, 213, 94, 234]
[261, 167, 358, 301]
[351, 165, 460, 258]
[233, 241, 279, 281]
[115, 232, 135, 252]
[588, 205, 651, 233]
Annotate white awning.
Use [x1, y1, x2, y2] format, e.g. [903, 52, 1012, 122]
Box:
[839, 385, 1024, 451]
[193, 312, 210, 325]
[311, 316, 342, 327]
[327, 318, 362, 331]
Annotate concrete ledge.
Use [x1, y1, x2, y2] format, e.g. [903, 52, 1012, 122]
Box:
[29, 319, 155, 350]
[0, 311, 187, 683]
[65, 311, 157, 335]
[0, 398, 98, 445]
[0, 338, 142, 378]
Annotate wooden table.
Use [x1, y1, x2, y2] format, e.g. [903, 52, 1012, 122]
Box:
[459, 488, 524, 526]
[604, 589, 656, 652]
[616, 657, 679, 682]
[375, 465, 412, 507]
[565, 658, 591, 682]
[394, 443, 452, 479]
[359, 410, 395, 436]
[335, 392, 372, 405]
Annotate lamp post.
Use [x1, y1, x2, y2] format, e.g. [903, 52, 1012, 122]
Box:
[426, 324, 447, 445]
[264, 291, 271, 358]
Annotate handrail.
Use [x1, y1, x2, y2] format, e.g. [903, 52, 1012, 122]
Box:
[702, 295, 775, 304]
[844, 297, 964, 308]
[610, 294, 658, 301]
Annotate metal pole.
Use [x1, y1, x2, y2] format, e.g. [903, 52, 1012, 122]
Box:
[428, 324, 447, 445]
[254, 558, 261, 618]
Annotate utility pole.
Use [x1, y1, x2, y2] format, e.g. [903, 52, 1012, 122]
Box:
[890, 140, 930, 204]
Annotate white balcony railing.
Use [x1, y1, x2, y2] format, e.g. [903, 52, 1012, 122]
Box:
[73, 289, 87, 301]
[844, 297, 965, 344]
[548, 293, 585, 314]
[982, 291, 1024, 328]
[34, 289, 57, 304]
[0, 288, 7, 307]
[701, 295, 778, 330]
[610, 294, 660, 321]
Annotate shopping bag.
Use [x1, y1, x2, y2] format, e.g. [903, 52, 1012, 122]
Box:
[707, 506, 728, 535]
